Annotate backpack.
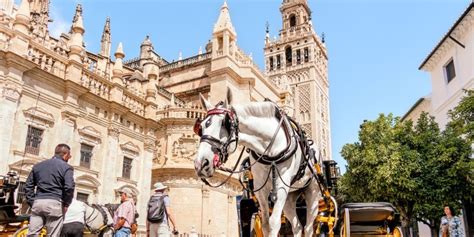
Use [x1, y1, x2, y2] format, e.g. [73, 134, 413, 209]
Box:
[147, 195, 166, 223]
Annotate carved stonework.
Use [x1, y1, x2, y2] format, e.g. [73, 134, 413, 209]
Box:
[144, 137, 156, 153]
[23, 107, 55, 129]
[1, 84, 21, 102]
[78, 126, 102, 145]
[75, 174, 101, 191]
[168, 125, 193, 132]
[61, 110, 79, 128]
[171, 135, 199, 162]
[120, 141, 140, 157]
[108, 125, 120, 138]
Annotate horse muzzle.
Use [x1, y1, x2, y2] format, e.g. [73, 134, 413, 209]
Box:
[195, 158, 214, 178]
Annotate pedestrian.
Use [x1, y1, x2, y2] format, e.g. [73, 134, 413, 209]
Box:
[113, 187, 136, 237]
[146, 182, 178, 237]
[24, 143, 75, 236]
[60, 198, 86, 237]
[439, 205, 465, 237]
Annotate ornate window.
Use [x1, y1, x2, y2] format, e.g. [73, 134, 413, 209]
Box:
[269, 57, 274, 71]
[122, 157, 133, 179]
[276, 55, 281, 69]
[80, 144, 93, 169]
[285, 47, 292, 66]
[25, 126, 43, 155]
[304, 47, 309, 62]
[445, 59, 456, 83]
[289, 14, 296, 28]
[296, 49, 301, 64]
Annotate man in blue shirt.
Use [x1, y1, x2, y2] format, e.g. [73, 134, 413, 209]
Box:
[25, 143, 75, 236]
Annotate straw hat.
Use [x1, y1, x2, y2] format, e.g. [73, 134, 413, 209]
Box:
[153, 182, 168, 191]
[119, 187, 134, 197]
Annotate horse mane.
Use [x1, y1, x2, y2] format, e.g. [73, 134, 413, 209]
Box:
[233, 101, 277, 119]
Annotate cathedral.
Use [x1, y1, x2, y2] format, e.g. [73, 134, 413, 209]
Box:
[0, 0, 330, 235]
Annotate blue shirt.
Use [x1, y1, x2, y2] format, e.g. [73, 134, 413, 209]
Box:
[25, 156, 75, 207]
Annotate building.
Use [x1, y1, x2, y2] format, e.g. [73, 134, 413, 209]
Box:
[0, 0, 330, 235]
[404, 2, 473, 237]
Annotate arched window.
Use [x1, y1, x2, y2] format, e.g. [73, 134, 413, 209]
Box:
[289, 14, 296, 27]
[285, 47, 292, 66]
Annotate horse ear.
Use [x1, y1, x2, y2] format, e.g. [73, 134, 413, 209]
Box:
[199, 93, 212, 110]
[225, 88, 233, 108]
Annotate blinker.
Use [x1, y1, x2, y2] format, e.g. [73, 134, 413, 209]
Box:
[194, 118, 202, 137]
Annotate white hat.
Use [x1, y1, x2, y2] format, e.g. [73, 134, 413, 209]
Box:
[153, 182, 168, 191]
[119, 187, 134, 197]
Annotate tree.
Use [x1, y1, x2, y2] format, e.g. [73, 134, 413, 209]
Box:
[445, 89, 474, 237]
[338, 112, 471, 237]
[447, 89, 474, 142]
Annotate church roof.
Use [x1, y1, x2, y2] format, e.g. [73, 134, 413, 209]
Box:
[213, 1, 236, 36]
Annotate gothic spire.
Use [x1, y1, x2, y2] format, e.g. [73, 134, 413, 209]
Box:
[69, 4, 82, 34]
[213, 0, 236, 36]
[68, 4, 84, 63]
[100, 17, 112, 58]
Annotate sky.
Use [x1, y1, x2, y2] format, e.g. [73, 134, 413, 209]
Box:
[37, 0, 470, 172]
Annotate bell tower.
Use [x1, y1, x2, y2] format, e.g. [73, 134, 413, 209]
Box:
[264, 0, 331, 160]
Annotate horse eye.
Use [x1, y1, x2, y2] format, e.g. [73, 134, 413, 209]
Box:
[205, 117, 212, 128]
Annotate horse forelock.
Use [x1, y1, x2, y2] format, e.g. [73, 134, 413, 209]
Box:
[233, 102, 277, 119]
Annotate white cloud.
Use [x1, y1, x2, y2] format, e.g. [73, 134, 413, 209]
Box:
[49, 5, 70, 38]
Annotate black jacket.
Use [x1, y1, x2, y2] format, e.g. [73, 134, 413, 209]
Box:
[25, 156, 75, 207]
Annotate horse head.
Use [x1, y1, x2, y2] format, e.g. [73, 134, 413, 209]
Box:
[194, 89, 238, 178]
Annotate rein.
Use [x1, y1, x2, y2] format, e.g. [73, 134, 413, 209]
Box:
[196, 102, 318, 194]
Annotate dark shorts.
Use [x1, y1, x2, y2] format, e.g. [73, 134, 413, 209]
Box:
[60, 222, 84, 237]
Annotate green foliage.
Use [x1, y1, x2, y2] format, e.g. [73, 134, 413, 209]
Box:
[447, 89, 474, 142]
[338, 106, 472, 231]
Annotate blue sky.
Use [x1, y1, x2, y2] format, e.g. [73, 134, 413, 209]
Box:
[42, 0, 469, 172]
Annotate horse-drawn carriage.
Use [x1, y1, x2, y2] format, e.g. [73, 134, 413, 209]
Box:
[0, 171, 115, 236]
[193, 90, 404, 237]
[0, 171, 29, 236]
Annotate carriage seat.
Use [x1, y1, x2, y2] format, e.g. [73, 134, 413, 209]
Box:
[340, 202, 396, 223]
[340, 202, 401, 236]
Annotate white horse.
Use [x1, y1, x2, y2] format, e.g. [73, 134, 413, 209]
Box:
[82, 202, 116, 236]
[194, 90, 322, 237]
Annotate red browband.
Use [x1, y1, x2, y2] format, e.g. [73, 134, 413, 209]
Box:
[205, 108, 234, 119]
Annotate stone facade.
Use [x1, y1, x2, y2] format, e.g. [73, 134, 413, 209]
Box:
[0, 0, 330, 236]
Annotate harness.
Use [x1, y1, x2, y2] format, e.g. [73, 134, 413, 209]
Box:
[83, 204, 111, 234]
[249, 108, 310, 184]
[195, 101, 312, 194]
[194, 104, 239, 168]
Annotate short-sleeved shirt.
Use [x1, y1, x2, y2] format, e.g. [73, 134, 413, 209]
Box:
[114, 199, 136, 228]
[439, 216, 464, 237]
[149, 193, 170, 225]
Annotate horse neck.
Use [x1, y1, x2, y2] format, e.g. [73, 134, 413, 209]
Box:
[233, 104, 288, 156]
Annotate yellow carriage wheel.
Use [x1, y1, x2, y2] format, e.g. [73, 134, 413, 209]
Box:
[13, 226, 47, 237]
[393, 226, 403, 237]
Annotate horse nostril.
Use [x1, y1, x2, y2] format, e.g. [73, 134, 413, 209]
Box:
[201, 159, 209, 170]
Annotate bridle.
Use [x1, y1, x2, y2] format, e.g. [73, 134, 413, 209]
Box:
[194, 103, 239, 168]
